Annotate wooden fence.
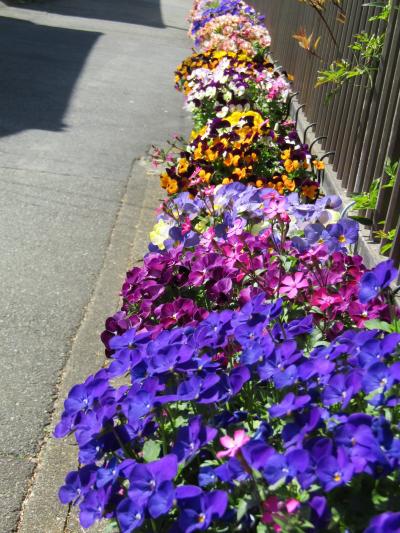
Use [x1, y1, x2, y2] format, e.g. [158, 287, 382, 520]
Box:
[250, 0, 400, 266]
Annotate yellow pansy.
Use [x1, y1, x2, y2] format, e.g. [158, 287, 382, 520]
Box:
[177, 158, 189, 174]
[167, 179, 179, 195]
[160, 172, 170, 189]
[199, 169, 212, 183]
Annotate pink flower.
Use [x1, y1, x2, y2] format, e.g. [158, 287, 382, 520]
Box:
[285, 498, 300, 514]
[263, 198, 290, 221]
[181, 216, 191, 236]
[216, 429, 250, 459]
[280, 272, 308, 299]
[262, 496, 300, 530]
[262, 496, 282, 531]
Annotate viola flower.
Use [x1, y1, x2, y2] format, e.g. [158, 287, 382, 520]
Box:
[79, 489, 110, 528]
[127, 455, 177, 518]
[365, 512, 400, 533]
[116, 498, 145, 533]
[316, 448, 353, 491]
[177, 489, 228, 532]
[172, 416, 218, 462]
[359, 259, 398, 303]
[279, 272, 308, 299]
[326, 218, 359, 247]
[216, 429, 250, 459]
[269, 392, 311, 418]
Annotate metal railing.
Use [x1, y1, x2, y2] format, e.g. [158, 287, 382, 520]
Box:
[250, 0, 400, 266]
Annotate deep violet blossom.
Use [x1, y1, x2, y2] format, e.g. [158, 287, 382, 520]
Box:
[359, 259, 398, 303]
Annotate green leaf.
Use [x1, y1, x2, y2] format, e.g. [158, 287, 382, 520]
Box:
[256, 523, 268, 533]
[142, 440, 161, 462]
[381, 241, 394, 254]
[104, 521, 119, 533]
[364, 319, 393, 333]
[237, 499, 248, 522]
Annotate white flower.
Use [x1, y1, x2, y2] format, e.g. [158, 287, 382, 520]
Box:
[205, 86, 216, 98]
[186, 101, 196, 112]
[223, 91, 232, 102]
[216, 106, 229, 118]
[149, 220, 175, 250]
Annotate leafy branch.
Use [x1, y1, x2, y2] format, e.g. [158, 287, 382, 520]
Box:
[316, 1, 391, 93]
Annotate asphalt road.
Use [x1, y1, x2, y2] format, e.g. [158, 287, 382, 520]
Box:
[0, 1, 190, 530]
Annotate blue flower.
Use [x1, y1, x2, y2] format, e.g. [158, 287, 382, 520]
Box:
[177, 489, 228, 532]
[116, 498, 145, 532]
[359, 259, 398, 303]
[172, 416, 217, 462]
[128, 455, 177, 518]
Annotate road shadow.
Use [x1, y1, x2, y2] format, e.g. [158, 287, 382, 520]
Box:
[0, 16, 101, 137]
[5, 0, 166, 27]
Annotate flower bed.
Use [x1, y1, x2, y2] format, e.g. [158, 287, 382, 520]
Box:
[55, 2, 400, 532]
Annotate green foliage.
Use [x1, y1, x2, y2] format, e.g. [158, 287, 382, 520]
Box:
[384, 157, 399, 188]
[316, 1, 391, 94]
[349, 158, 398, 254]
[350, 177, 381, 212]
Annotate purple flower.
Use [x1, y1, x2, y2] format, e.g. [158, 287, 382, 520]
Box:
[241, 440, 274, 470]
[316, 448, 353, 491]
[172, 416, 217, 462]
[365, 512, 400, 533]
[257, 340, 302, 386]
[263, 453, 295, 484]
[214, 457, 249, 484]
[323, 372, 362, 408]
[198, 366, 250, 403]
[309, 495, 331, 530]
[96, 458, 120, 488]
[121, 389, 155, 423]
[62, 373, 109, 419]
[198, 467, 218, 487]
[59, 465, 96, 505]
[116, 498, 145, 532]
[79, 488, 109, 528]
[177, 489, 228, 532]
[269, 392, 311, 418]
[128, 455, 177, 517]
[362, 362, 400, 403]
[359, 259, 398, 303]
[326, 219, 359, 246]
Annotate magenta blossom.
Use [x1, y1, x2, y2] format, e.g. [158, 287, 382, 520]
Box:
[216, 429, 250, 459]
[279, 272, 309, 299]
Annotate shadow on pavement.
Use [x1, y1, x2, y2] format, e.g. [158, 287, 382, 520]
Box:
[5, 0, 166, 27]
[0, 16, 101, 138]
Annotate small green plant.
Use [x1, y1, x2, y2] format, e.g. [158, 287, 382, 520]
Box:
[375, 158, 399, 253]
[316, 1, 391, 94]
[350, 158, 398, 254]
[350, 178, 381, 219]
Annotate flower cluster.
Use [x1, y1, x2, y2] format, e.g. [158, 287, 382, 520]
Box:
[183, 55, 289, 129]
[158, 112, 321, 199]
[194, 14, 271, 55]
[188, 0, 265, 38]
[56, 0, 400, 532]
[175, 50, 273, 94]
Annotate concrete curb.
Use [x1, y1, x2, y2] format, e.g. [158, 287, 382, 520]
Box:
[17, 157, 162, 533]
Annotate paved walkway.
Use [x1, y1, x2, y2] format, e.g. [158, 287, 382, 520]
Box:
[0, 1, 190, 530]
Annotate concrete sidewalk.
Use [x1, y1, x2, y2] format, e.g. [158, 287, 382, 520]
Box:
[0, 1, 191, 530]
